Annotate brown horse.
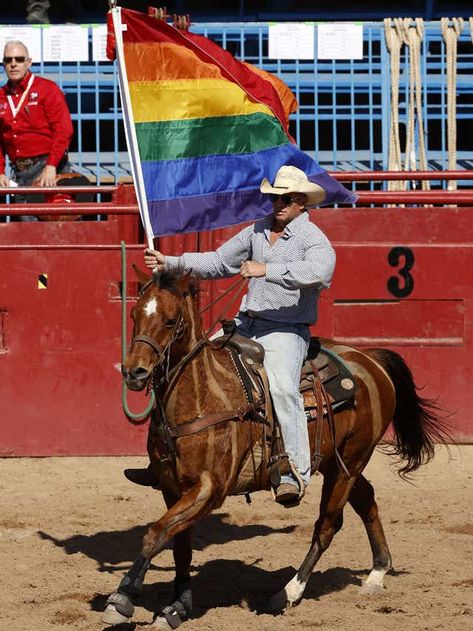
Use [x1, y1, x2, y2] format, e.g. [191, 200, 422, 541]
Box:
[103, 267, 449, 629]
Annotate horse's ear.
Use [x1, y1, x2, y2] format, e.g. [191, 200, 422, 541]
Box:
[132, 264, 151, 287]
[176, 271, 193, 296]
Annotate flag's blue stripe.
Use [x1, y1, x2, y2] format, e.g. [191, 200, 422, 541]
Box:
[141, 144, 327, 201]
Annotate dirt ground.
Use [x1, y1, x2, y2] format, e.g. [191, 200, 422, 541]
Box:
[0, 445, 472, 631]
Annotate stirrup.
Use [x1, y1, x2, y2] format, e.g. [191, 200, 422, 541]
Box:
[288, 462, 306, 499]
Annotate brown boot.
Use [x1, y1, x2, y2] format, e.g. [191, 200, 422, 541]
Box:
[274, 482, 301, 507]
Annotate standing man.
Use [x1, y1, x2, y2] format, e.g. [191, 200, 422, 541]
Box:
[0, 40, 73, 219]
[128, 165, 336, 507]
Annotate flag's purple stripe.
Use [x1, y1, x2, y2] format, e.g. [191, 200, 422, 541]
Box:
[148, 172, 356, 235]
[149, 189, 272, 235]
[308, 170, 357, 206]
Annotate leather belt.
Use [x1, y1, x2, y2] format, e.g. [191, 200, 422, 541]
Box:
[245, 310, 263, 319]
[244, 311, 310, 327]
[13, 155, 47, 172]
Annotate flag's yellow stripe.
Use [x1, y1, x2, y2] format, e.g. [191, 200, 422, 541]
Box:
[129, 79, 274, 123]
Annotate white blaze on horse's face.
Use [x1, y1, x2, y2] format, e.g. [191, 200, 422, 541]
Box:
[143, 297, 158, 317]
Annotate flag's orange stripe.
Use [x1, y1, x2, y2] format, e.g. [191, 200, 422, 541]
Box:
[124, 41, 225, 82]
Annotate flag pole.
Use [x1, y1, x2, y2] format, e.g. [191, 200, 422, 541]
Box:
[110, 3, 155, 249]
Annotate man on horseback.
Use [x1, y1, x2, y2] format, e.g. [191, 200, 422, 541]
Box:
[128, 165, 335, 506]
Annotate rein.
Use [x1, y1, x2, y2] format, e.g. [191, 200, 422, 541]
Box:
[120, 241, 155, 424]
[156, 276, 248, 403]
[201, 275, 247, 337]
[200, 275, 247, 314]
[144, 274, 247, 399]
[121, 248, 247, 426]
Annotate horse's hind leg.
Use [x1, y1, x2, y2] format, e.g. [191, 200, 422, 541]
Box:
[348, 474, 392, 594]
[268, 462, 357, 612]
[102, 473, 214, 627]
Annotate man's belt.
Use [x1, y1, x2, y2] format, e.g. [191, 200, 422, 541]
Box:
[13, 155, 47, 172]
[245, 311, 310, 326]
[246, 310, 264, 319]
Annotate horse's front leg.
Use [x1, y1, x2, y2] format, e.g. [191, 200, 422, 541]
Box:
[268, 462, 357, 613]
[102, 472, 215, 627]
[152, 527, 194, 631]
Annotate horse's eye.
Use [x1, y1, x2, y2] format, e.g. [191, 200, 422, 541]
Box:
[164, 318, 177, 328]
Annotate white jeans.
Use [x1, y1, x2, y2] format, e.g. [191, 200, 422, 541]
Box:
[234, 314, 311, 487]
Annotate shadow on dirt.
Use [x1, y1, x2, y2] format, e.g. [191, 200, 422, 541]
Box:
[90, 561, 372, 622]
[38, 511, 408, 623]
[37, 510, 296, 571]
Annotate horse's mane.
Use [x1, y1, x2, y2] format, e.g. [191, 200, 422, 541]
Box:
[154, 269, 199, 298]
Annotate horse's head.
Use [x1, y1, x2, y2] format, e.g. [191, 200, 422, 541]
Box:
[122, 266, 197, 391]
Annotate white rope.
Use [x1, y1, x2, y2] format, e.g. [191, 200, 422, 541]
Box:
[385, 18, 433, 197]
[404, 21, 418, 178]
[384, 18, 408, 191]
[405, 18, 430, 191]
[441, 17, 464, 191]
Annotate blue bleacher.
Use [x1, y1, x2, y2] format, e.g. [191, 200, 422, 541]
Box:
[1, 21, 472, 188]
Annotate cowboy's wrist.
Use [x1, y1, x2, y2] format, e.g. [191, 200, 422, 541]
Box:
[265, 263, 288, 282]
[164, 255, 184, 272]
[254, 262, 267, 277]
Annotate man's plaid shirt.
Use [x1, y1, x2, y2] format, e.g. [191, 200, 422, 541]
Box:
[165, 212, 335, 325]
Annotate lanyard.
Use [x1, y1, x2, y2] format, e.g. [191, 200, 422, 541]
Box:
[7, 74, 35, 119]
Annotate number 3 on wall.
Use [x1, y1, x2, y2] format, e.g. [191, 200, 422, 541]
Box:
[387, 247, 415, 298]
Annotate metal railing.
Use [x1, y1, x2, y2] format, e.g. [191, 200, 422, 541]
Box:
[2, 174, 473, 223]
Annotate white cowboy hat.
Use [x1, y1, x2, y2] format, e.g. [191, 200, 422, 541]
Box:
[260, 165, 326, 206]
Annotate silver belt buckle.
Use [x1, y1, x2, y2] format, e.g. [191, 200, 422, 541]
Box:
[15, 158, 35, 171]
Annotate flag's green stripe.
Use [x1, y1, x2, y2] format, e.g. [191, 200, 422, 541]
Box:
[135, 112, 290, 162]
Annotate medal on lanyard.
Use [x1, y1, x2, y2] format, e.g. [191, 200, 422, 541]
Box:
[7, 74, 35, 118]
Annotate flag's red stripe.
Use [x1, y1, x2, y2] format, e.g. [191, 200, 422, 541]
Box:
[120, 8, 289, 134]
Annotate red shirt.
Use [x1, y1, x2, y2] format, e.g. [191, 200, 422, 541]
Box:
[0, 72, 73, 173]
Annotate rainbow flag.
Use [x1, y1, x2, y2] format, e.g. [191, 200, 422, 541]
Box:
[108, 8, 356, 237]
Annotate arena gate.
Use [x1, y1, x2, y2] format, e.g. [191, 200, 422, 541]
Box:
[1, 177, 472, 455]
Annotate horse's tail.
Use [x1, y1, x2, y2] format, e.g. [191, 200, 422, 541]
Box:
[367, 348, 453, 478]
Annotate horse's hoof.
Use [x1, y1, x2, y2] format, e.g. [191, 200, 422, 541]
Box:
[148, 604, 187, 629]
[102, 592, 134, 625]
[360, 568, 387, 595]
[102, 604, 130, 625]
[360, 580, 383, 595]
[266, 589, 288, 614]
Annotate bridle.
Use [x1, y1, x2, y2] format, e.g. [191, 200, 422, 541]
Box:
[131, 309, 186, 379]
[129, 275, 248, 398]
[131, 333, 164, 358]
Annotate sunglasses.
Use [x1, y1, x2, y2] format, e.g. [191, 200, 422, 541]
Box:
[269, 193, 297, 205]
[3, 56, 28, 64]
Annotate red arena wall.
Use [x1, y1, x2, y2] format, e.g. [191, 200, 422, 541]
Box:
[1, 191, 472, 455]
